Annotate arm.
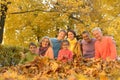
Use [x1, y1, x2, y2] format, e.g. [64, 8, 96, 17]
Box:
[47, 47, 54, 59]
[35, 48, 40, 55]
[95, 43, 101, 59]
[68, 51, 73, 61]
[108, 38, 117, 60]
[19, 53, 27, 64]
[80, 42, 83, 56]
[73, 41, 82, 57]
[77, 41, 82, 56]
[57, 50, 63, 61]
[45, 47, 54, 59]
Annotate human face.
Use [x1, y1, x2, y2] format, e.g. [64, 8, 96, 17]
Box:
[41, 38, 50, 47]
[62, 42, 69, 50]
[92, 30, 102, 41]
[29, 45, 37, 53]
[68, 32, 75, 40]
[82, 33, 91, 43]
[57, 31, 66, 40]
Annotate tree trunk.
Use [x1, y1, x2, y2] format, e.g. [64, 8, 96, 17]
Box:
[0, 2, 8, 44]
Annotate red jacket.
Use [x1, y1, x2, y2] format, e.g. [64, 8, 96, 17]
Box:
[95, 36, 117, 60]
[57, 49, 73, 62]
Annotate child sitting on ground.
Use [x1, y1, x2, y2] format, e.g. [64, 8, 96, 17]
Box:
[57, 40, 73, 63]
[20, 42, 38, 64]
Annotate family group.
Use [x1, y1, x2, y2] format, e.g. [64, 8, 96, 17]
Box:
[20, 27, 117, 64]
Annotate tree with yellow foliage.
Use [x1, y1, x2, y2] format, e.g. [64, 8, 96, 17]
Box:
[1, 0, 120, 50]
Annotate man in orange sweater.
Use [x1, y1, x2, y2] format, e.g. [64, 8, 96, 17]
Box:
[92, 27, 117, 60]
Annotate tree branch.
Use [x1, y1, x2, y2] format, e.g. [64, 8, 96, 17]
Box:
[9, 9, 59, 14]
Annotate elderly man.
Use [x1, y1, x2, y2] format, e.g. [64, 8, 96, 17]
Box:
[92, 27, 117, 60]
[81, 31, 96, 58]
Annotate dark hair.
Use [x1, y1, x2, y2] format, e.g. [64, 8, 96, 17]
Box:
[67, 30, 76, 37]
[82, 31, 89, 35]
[29, 42, 37, 48]
[59, 29, 67, 34]
[61, 40, 69, 48]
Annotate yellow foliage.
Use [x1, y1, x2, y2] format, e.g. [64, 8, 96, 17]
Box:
[3, 0, 120, 50]
[0, 57, 120, 80]
[99, 71, 108, 80]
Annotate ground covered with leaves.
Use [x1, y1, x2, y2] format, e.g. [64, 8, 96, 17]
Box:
[0, 57, 120, 80]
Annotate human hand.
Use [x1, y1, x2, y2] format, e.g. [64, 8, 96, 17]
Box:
[63, 55, 68, 59]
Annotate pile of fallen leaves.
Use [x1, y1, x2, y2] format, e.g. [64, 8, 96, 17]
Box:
[0, 56, 120, 80]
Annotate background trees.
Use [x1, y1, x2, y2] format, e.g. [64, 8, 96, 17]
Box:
[1, 0, 120, 51]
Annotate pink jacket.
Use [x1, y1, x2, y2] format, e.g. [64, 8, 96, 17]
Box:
[57, 49, 73, 62]
[95, 36, 117, 60]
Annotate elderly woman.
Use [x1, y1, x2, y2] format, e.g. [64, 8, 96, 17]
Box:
[37, 36, 54, 59]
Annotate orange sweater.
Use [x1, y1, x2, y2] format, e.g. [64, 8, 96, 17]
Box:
[36, 47, 54, 59]
[44, 47, 54, 59]
[95, 36, 117, 60]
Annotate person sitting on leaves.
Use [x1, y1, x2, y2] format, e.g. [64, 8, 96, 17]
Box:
[20, 42, 38, 64]
[92, 27, 117, 60]
[50, 30, 66, 59]
[67, 30, 82, 58]
[81, 31, 96, 58]
[57, 40, 73, 63]
[37, 36, 54, 59]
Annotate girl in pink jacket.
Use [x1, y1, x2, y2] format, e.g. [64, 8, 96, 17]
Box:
[57, 40, 73, 63]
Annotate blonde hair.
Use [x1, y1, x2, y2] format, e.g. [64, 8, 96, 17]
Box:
[39, 36, 53, 47]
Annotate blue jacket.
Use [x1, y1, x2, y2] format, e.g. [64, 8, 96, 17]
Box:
[50, 38, 62, 58]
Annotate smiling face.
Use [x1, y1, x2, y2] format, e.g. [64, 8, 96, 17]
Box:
[68, 31, 75, 40]
[41, 38, 50, 47]
[57, 31, 66, 40]
[92, 30, 103, 41]
[82, 33, 91, 43]
[61, 42, 69, 50]
[29, 45, 37, 53]
[61, 40, 69, 50]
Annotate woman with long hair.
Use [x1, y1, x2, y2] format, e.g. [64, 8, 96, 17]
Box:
[37, 36, 54, 59]
[67, 30, 82, 58]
